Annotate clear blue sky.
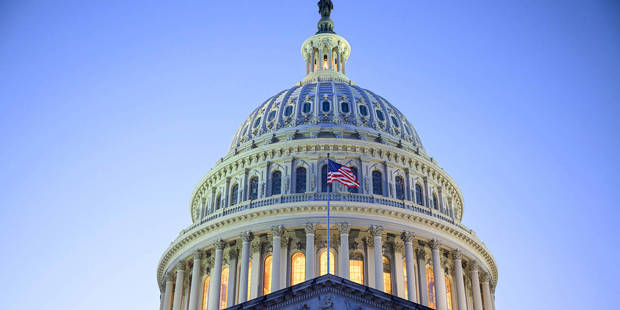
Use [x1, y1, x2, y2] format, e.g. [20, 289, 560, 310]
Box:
[1, 1, 618, 309]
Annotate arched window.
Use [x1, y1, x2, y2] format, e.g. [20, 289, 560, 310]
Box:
[372, 171, 383, 195]
[249, 177, 258, 200]
[321, 164, 332, 193]
[291, 252, 306, 285]
[230, 184, 239, 205]
[263, 255, 272, 295]
[426, 266, 436, 309]
[395, 176, 405, 200]
[220, 266, 229, 309]
[348, 166, 359, 193]
[446, 275, 454, 310]
[215, 194, 221, 210]
[403, 261, 408, 300]
[201, 276, 210, 310]
[247, 261, 252, 299]
[383, 256, 392, 294]
[271, 171, 281, 195]
[349, 252, 364, 285]
[432, 193, 439, 210]
[319, 249, 335, 275]
[415, 184, 423, 205]
[295, 167, 307, 193]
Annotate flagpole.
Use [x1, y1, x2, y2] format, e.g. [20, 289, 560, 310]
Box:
[326, 153, 331, 275]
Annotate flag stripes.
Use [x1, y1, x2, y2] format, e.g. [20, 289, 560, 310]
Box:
[327, 159, 360, 188]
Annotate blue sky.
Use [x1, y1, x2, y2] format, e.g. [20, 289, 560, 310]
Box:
[1, 1, 618, 309]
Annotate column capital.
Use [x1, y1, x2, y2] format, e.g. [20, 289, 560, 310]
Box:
[240, 231, 254, 242]
[305, 223, 316, 234]
[369, 225, 384, 237]
[215, 239, 227, 250]
[338, 222, 351, 234]
[193, 251, 203, 261]
[415, 247, 427, 259]
[176, 262, 185, 271]
[451, 249, 463, 261]
[469, 262, 479, 273]
[165, 273, 175, 283]
[271, 225, 285, 237]
[250, 240, 262, 253]
[394, 240, 405, 253]
[400, 231, 416, 243]
[228, 248, 239, 260]
[481, 273, 491, 283]
[429, 239, 441, 250]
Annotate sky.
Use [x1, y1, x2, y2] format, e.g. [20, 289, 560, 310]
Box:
[1, 0, 619, 309]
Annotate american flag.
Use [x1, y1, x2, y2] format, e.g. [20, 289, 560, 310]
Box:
[327, 159, 360, 188]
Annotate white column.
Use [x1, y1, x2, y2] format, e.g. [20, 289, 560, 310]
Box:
[394, 243, 406, 298]
[452, 250, 467, 310]
[162, 275, 174, 310]
[338, 223, 351, 279]
[271, 225, 284, 291]
[430, 239, 448, 310]
[305, 223, 316, 280]
[481, 273, 493, 310]
[172, 262, 185, 310]
[238, 231, 252, 303]
[207, 240, 226, 310]
[366, 237, 376, 287]
[188, 252, 203, 310]
[416, 247, 428, 306]
[470, 264, 483, 310]
[226, 248, 238, 307]
[401, 232, 417, 302]
[370, 225, 384, 292]
[249, 241, 262, 299]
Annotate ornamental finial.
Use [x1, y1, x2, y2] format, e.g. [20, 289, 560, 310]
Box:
[318, 0, 333, 18]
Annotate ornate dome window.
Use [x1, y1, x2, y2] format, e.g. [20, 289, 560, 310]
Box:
[321, 100, 331, 113]
[302, 102, 312, 114]
[340, 101, 350, 114]
[395, 176, 405, 200]
[391, 116, 399, 128]
[359, 104, 369, 117]
[253, 117, 262, 128]
[249, 177, 258, 200]
[267, 110, 277, 122]
[372, 171, 383, 195]
[295, 167, 307, 193]
[284, 105, 293, 117]
[376, 109, 385, 122]
[271, 171, 282, 195]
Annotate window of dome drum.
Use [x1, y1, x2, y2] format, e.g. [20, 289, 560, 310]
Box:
[291, 252, 305, 285]
[395, 176, 405, 200]
[432, 193, 439, 210]
[372, 171, 383, 195]
[295, 167, 306, 193]
[231, 184, 238, 205]
[376, 109, 385, 121]
[391, 116, 399, 127]
[322, 55, 328, 70]
[321, 165, 332, 192]
[263, 255, 272, 295]
[268, 110, 276, 122]
[347, 167, 358, 193]
[359, 104, 368, 116]
[322, 100, 330, 112]
[303, 102, 312, 113]
[271, 171, 281, 195]
[349, 253, 364, 285]
[415, 184, 424, 205]
[284, 105, 293, 117]
[382, 256, 392, 294]
[253, 117, 261, 128]
[215, 194, 221, 210]
[249, 177, 258, 200]
[340, 101, 349, 113]
[220, 266, 229, 309]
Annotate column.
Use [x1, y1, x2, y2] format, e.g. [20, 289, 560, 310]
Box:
[470, 263, 483, 310]
[249, 240, 262, 299]
[430, 239, 448, 310]
[452, 250, 467, 310]
[370, 225, 384, 291]
[238, 231, 252, 303]
[481, 273, 493, 310]
[338, 223, 351, 279]
[401, 232, 417, 302]
[188, 252, 203, 310]
[328, 47, 333, 70]
[172, 262, 185, 310]
[365, 237, 375, 287]
[416, 247, 428, 306]
[207, 240, 226, 310]
[305, 223, 316, 280]
[162, 275, 174, 310]
[226, 248, 238, 307]
[271, 225, 284, 291]
[393, 242, 406, 298]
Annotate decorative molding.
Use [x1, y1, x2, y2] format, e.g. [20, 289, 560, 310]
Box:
[400, 231, 415, 243]
[271, 225, 285, 237]
[369, 225, 383, 237]
[215, 239, 227, 250]
[240, 231, 253, 242]
[337, 222, 351, 234]
[305, 223, 316, 235]
[452, 249, 463, 261]
[429, 239, 441, 251]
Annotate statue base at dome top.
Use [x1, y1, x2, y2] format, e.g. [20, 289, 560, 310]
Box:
[298, 70, 353, 86]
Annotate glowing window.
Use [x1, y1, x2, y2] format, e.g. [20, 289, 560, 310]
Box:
[220, 266, 229, 309]
[284, 105, 293, 117]
[263, 255, 272, 295]
[319, 249, 335, 275]
[359, 105, 368, 116]
[323, 55, 328, 70]
[376, 109, 385, 121]
[446, 276, 453, 310]
[322, 100, 330, 112]
[404, 261, 408, 300]
[347, 167, 358, 193]
[247, 261, 252, 297]
[303, 102, 312, 113]
[349, 253, 364, 285]
[231, 184, 239, 205]
[395, 176, 405, 200]
[372, 171, 383, 195]
[295, 167, 307, 193]
[321, 164, 332, 193]
[383, 256, 392, 294]
[426, 266, 436, 309]
[291, 252, 306, 285]
[202, 276, 210, 310]
[415, 184, 423, 205]
[253, 117, 261, 128]
[249, 177, 258, 200]
[340, 101, 349, 113]
[271, 171, 281, 195]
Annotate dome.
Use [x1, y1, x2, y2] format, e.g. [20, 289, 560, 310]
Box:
[229, 82, 425, 155]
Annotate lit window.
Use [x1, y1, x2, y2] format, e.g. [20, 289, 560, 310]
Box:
[347, 167, 358, 193]
[202, 276, 210, 310]
[383, 256, 392, 294]
[263, 255, 272, 295]
[426, 266, 436, 309]
[403, 261, 408, 300]
[446, 275, 453, 310]
[349, 253, 364, 285]
[291, 252, 306, 285]
[247, 261, 252, 297]
[395, 176, 405, 200]
[271, 171, 281, 195]
[319, 249, 335, 275]
[220, 266, 229, 309]
[372, 171, 383, 195]
[415, 184, 423, 205]
[231, 184, 239, 205]
[249, 177, 258, 200]
[295, 167, 307, 193]
[323, 55, 328, 70]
